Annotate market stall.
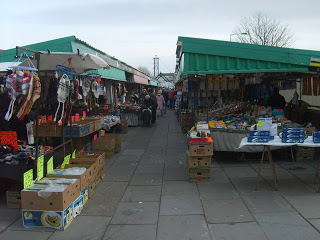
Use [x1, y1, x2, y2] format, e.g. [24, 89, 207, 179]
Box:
[0, 47, 111, 184]
[175, 36, 320, 153]
[120, 103, 142, 126]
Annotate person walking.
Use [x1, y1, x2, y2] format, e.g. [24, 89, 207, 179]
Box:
[156, 90, 166, 117]
[168, 88, 175, 109]
[144, 95, 157, 124]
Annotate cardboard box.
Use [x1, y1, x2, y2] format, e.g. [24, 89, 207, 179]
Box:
[22, 202, 74, 230]
[64, 162, 99, 184]
[92, 137, 115, 151]
[21, 180, 80, 211]
[120, 119, 129, 128]
[70, 157, 104, 172]
[76, 151, 106, 162]
[46, 168, 89, 193]
[6, 186, 22, 209]
[187, 151, 211, 167]
[103, 134, 122, 153]
[188, 168, 211, 182]
[189, 142, 213, 156]
[73, 195, 83, 217]
[92, 149, 114, 158]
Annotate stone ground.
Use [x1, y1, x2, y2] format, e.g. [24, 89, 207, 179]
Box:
[1, 110, 320, 239]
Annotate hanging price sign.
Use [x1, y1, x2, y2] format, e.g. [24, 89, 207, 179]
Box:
[47, 156, 54, 174]
[61, 154, 71, 169]
[24, 169, 34, 189]
[72, 150, 76, 159]
[37, 155, 44, 180]
[0, 131, 18, 151]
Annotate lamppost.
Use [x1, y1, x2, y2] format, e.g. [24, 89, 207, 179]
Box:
[230, 32, 248, 41]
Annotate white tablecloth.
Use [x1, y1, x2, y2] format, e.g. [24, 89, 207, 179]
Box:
[211, 132, 282, 152]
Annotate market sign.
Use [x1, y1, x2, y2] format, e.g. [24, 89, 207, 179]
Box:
[310, 57, 320, 67]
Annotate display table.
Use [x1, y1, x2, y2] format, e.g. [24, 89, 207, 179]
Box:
[103, 120, 120, 131]
[238, 136, 320, 191]
[120, 111, 141, 126]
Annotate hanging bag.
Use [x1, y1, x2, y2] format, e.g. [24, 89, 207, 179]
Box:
[54, 74, 70, 122]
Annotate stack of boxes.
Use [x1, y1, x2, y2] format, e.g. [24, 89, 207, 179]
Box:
[248, 130, 270, 143]
[21, 151, 106, 230]
[187, 137, 214, 182]
[179, 112, 193, 132]
[281, 128, 305, 143]
[92, 137, 116, 158]
[294, 146, 315, 162]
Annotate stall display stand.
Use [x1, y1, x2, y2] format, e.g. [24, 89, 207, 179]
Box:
[239, 136, 320, 191]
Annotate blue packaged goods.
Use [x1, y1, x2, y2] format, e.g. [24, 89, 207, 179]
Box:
[313, 131, 320, 138]
[282, 128, 304, 134]
[313, 131, 320, 143]
[247, 136, 270, 143]
[282, 132, 305, 138]
[250, 131, 270, 136]
[313, 138, 320, 144]
[281, 138, 304, 143]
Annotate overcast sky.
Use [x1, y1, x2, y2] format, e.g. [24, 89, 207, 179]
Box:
[1, 0, 320, 74]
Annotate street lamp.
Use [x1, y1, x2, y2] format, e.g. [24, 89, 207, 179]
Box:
[230, 32, 248, 41]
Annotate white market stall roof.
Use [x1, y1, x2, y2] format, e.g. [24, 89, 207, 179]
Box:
[18, 52, 109, 73]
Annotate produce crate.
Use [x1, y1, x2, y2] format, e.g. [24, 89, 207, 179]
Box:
[188, 167, 211, 182]
[187, 151, 211, 167]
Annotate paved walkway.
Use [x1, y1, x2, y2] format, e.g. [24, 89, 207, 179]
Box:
[1, 110, 320, 239]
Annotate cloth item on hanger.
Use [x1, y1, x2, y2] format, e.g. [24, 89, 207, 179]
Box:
[17, 73, 34, 119]
[4, 71, 23, 121]
[23, 75, 41, 116]
[91, 80, 100, 107]
[54, 74, 70, 122]
[82, 78, 91, 106]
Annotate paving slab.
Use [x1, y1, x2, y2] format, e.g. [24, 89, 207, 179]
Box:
[121, 149, 145, 156]
[242, 191, 294, 214]
[140, 155, 165, 165]
[162, 181, 198, 196]
[104, 165, 136, 182]
[202, 199, 255, 223]
[160, 195, 203, 215]
[94, 181, 129, 197]
[112, 156, 141, 166]
[103, 224, 157, 240]
[7, 218, 55, 232]
[48, 216, 111, 240]
[208, 222, 268, 240]
[0, 211, 21, 233]
[309, 218, 320, 232]
[135, 164, 164, 174]
[210, 168, 230, 183]
[223, 166, 258, 178]
[81, 196, 122, 217]
[111, 202, 159, 224]
[284, 194, 320, 219]
[0, 230, 53, 240]
[230, 177, 273, 194]
[130, 173, 162, 185]
[121, 186, 161, 202]
[254, 212, 320, 240]
[157, 215, 211, 240]
[163, 166, 187, 181]
[197, 182, 240, 200]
